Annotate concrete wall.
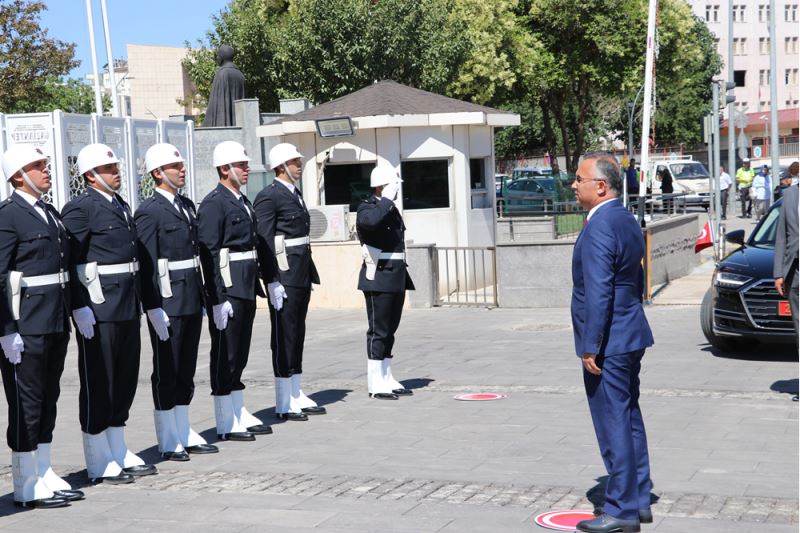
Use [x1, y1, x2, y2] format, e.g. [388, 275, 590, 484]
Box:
[128, 45, 195, 119]
[496, 217, 554, 243]
[646, 214, 700, 287]
[496, 240, 574, 308]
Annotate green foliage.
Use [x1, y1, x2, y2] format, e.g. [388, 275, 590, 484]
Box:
[0, 0, 79, 113]
[11, 77, 112, 114]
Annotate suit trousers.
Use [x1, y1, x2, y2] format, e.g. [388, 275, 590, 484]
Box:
[78, 320, 141, 434]
[583, 349, 652, 521]
[1, 332, 69, 452]
[269, 286, 310, 377]
[149, 313, 203, 410]
[208, 298, 256, 396]
[363, 291, 405, 360]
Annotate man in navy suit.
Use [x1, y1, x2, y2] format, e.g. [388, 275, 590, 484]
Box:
[571, 152, 654, 533]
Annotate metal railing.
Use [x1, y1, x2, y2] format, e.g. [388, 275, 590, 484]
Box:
[433, 246, 496, 307]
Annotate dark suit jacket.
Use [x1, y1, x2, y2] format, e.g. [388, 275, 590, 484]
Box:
[356, 196, 415, 292]
[134, 192, 204, 316]
[253, 181, 320, 289]
[774, 185, 799, 285]
[61, 187, 141, 322]
[0, 192, 71, 336]
[571, 199, 654, 357]
[197, 183, 267, 305]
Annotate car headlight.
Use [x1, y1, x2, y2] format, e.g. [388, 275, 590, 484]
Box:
[714, 271, 753, 288]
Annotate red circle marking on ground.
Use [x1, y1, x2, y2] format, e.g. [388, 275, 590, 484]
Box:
[534, 510, 596, 531]
[453, 393, 507, 401]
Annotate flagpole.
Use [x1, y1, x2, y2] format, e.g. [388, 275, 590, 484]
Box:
[84, 0, 103, 115]
[638, 0, 658, 227]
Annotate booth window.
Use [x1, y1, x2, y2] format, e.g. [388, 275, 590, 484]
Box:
[322, 163, 374, 211]
[400, 160, 450, 210]
[470, 158, 486, 190]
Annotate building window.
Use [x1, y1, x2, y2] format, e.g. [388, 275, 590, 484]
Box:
[759, 69, 770, 85]
[734, 70, 746, 87]
[759, 4, 770, 21]
[759, 37, 770, 54]
[785, 36, 799, 53]
[735, 101, 749, 110]
[786, 4, 798, 22]
[322, 163, 374, 212]
[786, 99, 800, 107]
[786, 68, 799, 85]
[733, 38, 747, 55]
[759, 101, 770, 111]
[706, 4, 720, 21]
[401, 160, 450, 210]
[732, 4, 746, 21]
[469, 158, 486, 190]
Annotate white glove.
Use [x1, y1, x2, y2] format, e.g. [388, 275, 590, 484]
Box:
[212, 301, 234, 331]
[0, 333, 24, 365]
[381, 181, 400, 202]
[268, 281, 287, 311]
[146, 308, 171, 342]
[72, 306, 96, 339]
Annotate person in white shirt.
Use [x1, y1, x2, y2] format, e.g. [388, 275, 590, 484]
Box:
[751, 165, 772, 219]
[719, 165, 732, 220]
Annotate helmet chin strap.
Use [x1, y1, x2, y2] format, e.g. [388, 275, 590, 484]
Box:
[158, 167, 180, 191]
[282, 163, 299, 183]
[90, 169, 118, 195]
[20, 170, 45, 196]
[227, 164, 243, 188]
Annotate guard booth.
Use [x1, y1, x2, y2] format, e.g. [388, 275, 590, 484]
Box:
[0, 110, 195, 210]
[255, 81, 520, 308]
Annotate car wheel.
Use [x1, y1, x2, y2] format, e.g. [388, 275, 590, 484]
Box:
[700, 289, 757, 351]
[496, 200, 505, 217]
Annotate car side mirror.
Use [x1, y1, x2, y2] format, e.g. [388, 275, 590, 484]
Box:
[725, 229, 745, 246]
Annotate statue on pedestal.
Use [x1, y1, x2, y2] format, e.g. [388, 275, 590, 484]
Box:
[202, 45, 247, 127]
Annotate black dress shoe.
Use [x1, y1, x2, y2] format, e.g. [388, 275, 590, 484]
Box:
[92, 473, 134, 485]
[161, 450, 190, 461]
[577, 513, 640, 533]
[246, 424, 273, 434]
[185, 443, 219, 454]
[638, 509, 653, 523]
[392, 388, 413, 396]
[301, 406, 327, 415]
[53, 489, 85, 502]
[123, 464, 157, 476]
[276, 412, 308, 421]
[369, 392, 399, 400]
[14, 496, 69, 509]
[218, 431, 256, 441]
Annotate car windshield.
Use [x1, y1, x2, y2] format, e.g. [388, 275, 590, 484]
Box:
[670, 162, 709, 180]
[749, 202, 781, 247]
[535, 178, 555, 192]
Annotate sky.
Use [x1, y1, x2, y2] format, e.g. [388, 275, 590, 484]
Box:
[39, 0, 230, 80]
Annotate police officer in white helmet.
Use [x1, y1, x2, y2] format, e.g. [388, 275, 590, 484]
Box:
[135, 144, 218, 460]
[254, 143, 324, 421]
[197, 140, 273, 441]
[357, 163, 415, 400]
[62, 143, 155, 484]
[0, 145, 83, 508]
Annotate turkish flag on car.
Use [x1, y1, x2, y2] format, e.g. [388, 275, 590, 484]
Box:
[695, 220, 714, 253]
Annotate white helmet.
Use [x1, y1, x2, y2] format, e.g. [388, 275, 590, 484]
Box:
[145, 143, 184, 174]
[2, 144, 48, 181]
[370, 163, 401, 188]
[268, 143, 303, 170]
[213, 140, 250, 168]
[77, 143, 120, 176]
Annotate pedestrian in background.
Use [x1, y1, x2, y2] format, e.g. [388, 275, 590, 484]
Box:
[719, 164, 732, 220]
[752, 165, 771, 219]
[736, 158, 755, 218]
[570, 152, 654, 533]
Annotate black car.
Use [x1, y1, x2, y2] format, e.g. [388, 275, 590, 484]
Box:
[701, 198, 796, 350]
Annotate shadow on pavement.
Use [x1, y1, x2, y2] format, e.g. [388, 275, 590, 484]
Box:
[770, 378, 799, 397]
[586, 475, 659, 513]
[400, 378, 435, 390]
[701, 342, 798, 362]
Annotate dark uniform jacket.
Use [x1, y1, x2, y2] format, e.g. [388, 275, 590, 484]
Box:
[0, 193, 71, 336]
[62, 187, 142, 322]
[197, 183, 268, 305]
[356, 195, 415, 293]
[134, 191, 204, 316]
[253, 181, 320, 289]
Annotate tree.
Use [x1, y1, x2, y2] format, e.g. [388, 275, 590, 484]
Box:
[0, 0, 78, 112]
[11, 77, 111, 114]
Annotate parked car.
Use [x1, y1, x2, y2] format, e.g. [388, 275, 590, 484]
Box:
[701, 197, 796, 350]
[498, 177, 556, 215]
[495, 173, 511, 199]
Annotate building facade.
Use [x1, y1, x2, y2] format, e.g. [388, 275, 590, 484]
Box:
[127, 44, 199, 120]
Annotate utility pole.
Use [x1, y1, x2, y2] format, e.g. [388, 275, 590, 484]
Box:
[768, 0, 780, 177]
[727, 0, 735, 219]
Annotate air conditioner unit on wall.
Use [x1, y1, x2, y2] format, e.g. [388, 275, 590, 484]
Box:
[309, 204, 350, 242]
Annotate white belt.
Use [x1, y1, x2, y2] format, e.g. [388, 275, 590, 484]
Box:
[284, 236, 310, 247]
[21, 271, 70, 287]
[230, 250, 257, 261]
[96, 261, 140, 275]
[379, 252, 405, 260]
[168, 256, 201, 271]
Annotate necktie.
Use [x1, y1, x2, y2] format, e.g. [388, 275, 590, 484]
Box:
[294, 187, 304, 207]
[112, 196, 127, 219]
[35, 200, 55, 228]
[239, 196, 252, 218]
[174, 197, 189, 221]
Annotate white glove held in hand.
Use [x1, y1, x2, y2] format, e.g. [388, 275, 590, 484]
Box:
[212, 301, 234, 331]
[381, 181, 400, 202]
[146, 308, 171, 342]
[267, 281, 287, 311]
[0, 333, 23, 365]
[72, 306, 96, 339]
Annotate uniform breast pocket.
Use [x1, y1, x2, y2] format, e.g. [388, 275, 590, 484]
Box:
[19, 231, 52, 260]
[94, 224, 129, 247]
[163, 222, 188, 246]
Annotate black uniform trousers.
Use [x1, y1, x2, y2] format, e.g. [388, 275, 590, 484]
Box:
[269, 286, 310, 377]
[149, 313, 203, 410]
[77, 320, 141, 435]
[0, 332, 69, 452]
[208, 298, 256, 396]
[363, 291, 405, 360]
